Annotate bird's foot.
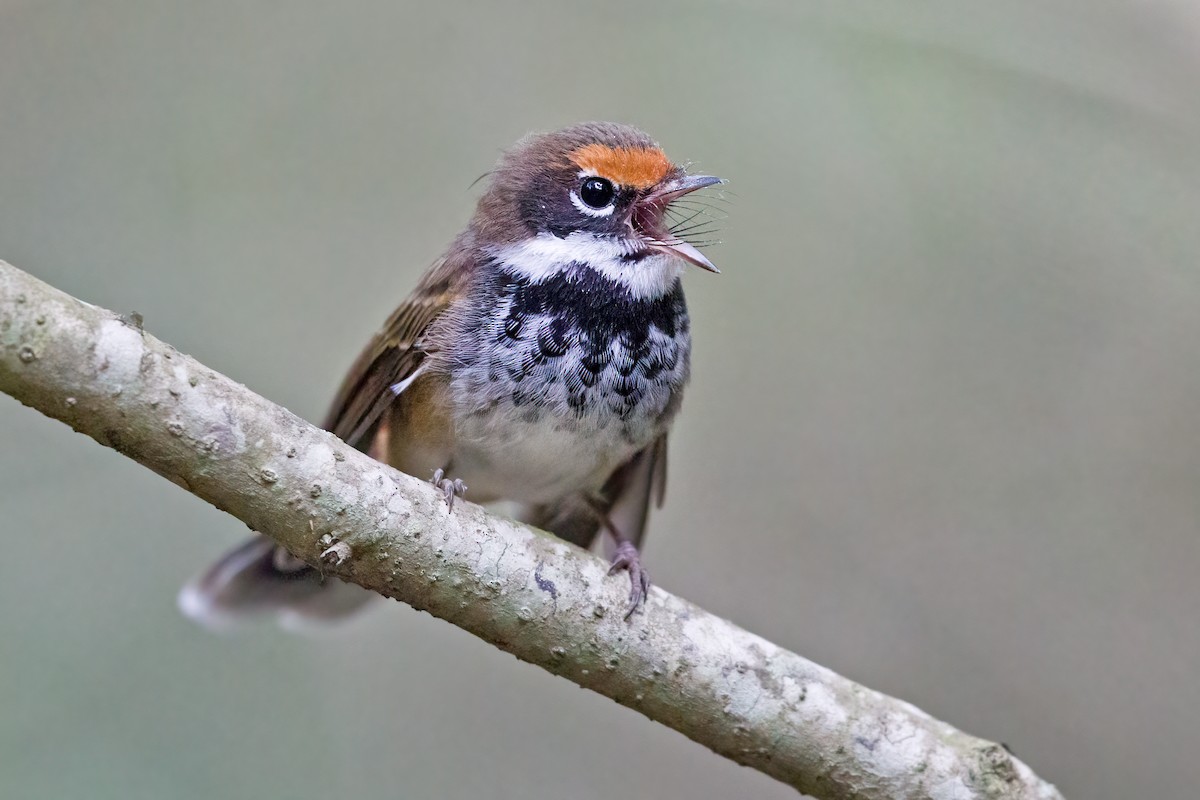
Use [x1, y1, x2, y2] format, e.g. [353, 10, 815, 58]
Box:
[431, 469, 467, 512]
[608, 541, 651, 619]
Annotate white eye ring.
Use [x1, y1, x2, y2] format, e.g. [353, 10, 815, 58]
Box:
[570, 189, 615, 218]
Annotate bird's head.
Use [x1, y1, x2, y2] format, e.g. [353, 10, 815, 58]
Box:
[472, 122, 724, 298]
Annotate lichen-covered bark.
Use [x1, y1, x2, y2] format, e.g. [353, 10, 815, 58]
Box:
[0, 260, 1063, 800]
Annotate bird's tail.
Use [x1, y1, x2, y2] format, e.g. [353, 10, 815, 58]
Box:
[178, 536, 374, 629]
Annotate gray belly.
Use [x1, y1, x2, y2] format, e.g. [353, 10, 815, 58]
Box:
[445, 315, 690, 505]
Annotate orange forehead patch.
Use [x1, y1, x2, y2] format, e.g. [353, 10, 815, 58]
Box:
[569, 144, 672, 189]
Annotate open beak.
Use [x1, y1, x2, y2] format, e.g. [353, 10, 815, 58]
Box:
[639, 174, 724, 273]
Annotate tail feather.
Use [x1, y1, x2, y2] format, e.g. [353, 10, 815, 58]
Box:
[179, 536, 374, 628]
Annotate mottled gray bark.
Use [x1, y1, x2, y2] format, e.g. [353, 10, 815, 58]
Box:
[0, 260, 1063, 800]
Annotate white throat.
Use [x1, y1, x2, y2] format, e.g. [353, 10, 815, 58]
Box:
[488, 232, 685, 300]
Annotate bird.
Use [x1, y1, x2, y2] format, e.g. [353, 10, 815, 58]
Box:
[179, 122, 723, 626]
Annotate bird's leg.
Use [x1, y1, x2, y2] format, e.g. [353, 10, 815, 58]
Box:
[584, 498, 650, 618]
[609, 539, 650, 619]
[431, 468, 467, 512]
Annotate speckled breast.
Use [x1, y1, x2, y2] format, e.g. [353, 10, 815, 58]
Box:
[444, 266, 691, 502]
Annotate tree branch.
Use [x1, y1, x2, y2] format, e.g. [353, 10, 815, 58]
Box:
[0, 259, 1062, 800]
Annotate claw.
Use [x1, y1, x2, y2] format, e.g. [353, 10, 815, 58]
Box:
[431, 468, 467, 512]
[608, 541, 651, 619]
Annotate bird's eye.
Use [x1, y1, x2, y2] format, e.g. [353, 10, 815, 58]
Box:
[579, 177, 615, 209]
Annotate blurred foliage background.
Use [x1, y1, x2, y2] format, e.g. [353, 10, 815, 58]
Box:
[2, 2, 1199, 798]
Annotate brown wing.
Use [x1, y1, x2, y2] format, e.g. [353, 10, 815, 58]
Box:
[603, 433, 669, 553]
[321, 250, 467, 449]
[523, 434, 669, 552]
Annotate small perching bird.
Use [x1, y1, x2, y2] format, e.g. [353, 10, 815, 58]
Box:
[180, 122, 723, 625]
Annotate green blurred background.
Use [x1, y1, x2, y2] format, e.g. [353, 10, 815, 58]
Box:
[2, 2, 1198, 798]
